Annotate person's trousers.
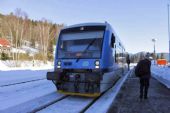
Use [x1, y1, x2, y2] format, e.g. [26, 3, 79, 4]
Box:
[140, 77, 150, 98]
[128, 64, 130, 71]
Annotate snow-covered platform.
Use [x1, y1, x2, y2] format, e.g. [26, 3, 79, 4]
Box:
[107, 76, 170, 113]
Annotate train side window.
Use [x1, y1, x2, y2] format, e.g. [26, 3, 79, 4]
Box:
[111, 34, 115, 48]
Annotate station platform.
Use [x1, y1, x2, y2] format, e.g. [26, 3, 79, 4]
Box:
[108, 74, 170, 113]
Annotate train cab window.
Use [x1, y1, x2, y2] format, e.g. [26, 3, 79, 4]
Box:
[58, 30, 104, 59]
[111, 34, 115, 48]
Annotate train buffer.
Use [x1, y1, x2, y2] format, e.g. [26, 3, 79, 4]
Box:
[107, 74, 170, 113]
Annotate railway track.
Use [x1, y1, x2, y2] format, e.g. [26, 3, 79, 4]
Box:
[1, 76, 122, 113]
[33, 76, 122, 113]
[0, 70, 130, 113]
[30, 95, 69, 113]
[0, 78, 46, 87]
[37, 96, 94, 113]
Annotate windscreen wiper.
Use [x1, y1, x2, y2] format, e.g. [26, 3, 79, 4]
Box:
[76, 38, 96, 62]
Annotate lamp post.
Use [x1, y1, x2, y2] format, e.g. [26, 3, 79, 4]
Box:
[152, 38, 157, 64]
[168, 4, 170, 63]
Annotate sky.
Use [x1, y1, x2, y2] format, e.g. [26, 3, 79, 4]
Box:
[0, 0, 170, 54]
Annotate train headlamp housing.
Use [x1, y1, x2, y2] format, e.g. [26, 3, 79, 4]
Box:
[95, 60, 100, 69]
[57, 65, 61, 68]
[95, 60, 100, 66]
[57, 61, 61, 66]
[95, 66, 100, 69]
[57, 61, 61, 68]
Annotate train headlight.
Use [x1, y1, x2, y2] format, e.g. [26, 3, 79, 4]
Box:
[57, 65, 61, 68]
[57, 61, 61, 68]
[57, 61, 61, 66]
[95, 60, 100, 66]
[95, 66, 100, 69]
[95, 60, 100, 69]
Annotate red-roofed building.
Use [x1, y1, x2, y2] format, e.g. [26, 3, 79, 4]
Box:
[0, 38, 10, 47]
[0, 38, 11, 58]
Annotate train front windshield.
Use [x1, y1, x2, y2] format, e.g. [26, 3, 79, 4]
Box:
[58, 30, 104, 59]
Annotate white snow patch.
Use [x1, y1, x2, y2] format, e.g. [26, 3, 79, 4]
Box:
[1, 92, 64, 113]
[0, 80, 56, 111]
[0, 60, 53, 70]
[0, 61, 8, 70]
[21, 45, 39, 54]
[0, 60, 57, 112]
[0, 60, 53, 86]
[151, 65, 170, 88]
[11, 48, 26, 53]
[0, 69, 51, 86]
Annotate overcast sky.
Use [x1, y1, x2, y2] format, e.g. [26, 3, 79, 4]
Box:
[0, 0, 170, 53]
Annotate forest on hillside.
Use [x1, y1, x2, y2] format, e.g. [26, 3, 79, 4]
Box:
[0, 9, 64, 64]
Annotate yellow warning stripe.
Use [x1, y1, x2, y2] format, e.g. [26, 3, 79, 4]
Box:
[58, 90, 100, 97]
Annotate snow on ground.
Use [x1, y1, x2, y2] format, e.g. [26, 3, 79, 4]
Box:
[151, 65, 170, 88]
[11, 46, 39, 54]
[0, 61, 9, 70]
[21, 45, 39, 54]
[2, 92, 64, 113]
[0, 69, 50, 86]
[2, 61, 166, 113]
[0, 80, 57, 111]
[0, 60, 53, 70]
[11, 48, 26, 54]
[0, 60, 58, 112]
[0, 60, 53, 86]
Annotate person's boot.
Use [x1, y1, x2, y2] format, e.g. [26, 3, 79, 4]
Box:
[144, 87, 148, 99]
[140, 88, 143, 100]
[144, 95, 148, 99]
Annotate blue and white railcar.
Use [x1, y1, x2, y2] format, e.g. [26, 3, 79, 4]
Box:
[47, 22, 126, 97]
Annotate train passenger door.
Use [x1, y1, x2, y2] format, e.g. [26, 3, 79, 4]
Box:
[111, 34, 115, 63]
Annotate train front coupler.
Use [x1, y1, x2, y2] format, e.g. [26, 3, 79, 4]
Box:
[46, 69, 63, 81]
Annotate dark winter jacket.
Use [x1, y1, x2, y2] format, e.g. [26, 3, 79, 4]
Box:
[135, 59, 151, 78]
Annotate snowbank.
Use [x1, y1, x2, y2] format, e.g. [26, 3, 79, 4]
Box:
[0, 61, 9, 70]
[151, 65, 170, 88]
[0, 60, 53, 71]
[0, 60, 53, 86]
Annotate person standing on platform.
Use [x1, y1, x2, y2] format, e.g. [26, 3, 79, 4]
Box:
[135, 53, 151, 100]
[126, 54, 131, 71]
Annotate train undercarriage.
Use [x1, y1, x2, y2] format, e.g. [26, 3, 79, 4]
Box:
[47, 69, 122, 97]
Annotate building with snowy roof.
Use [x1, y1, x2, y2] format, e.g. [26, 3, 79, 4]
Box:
[0, 38, 11, 58]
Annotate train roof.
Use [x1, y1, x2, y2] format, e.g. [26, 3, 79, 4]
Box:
[61, 22, 125, 50]
[62, 22, 107, 30]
